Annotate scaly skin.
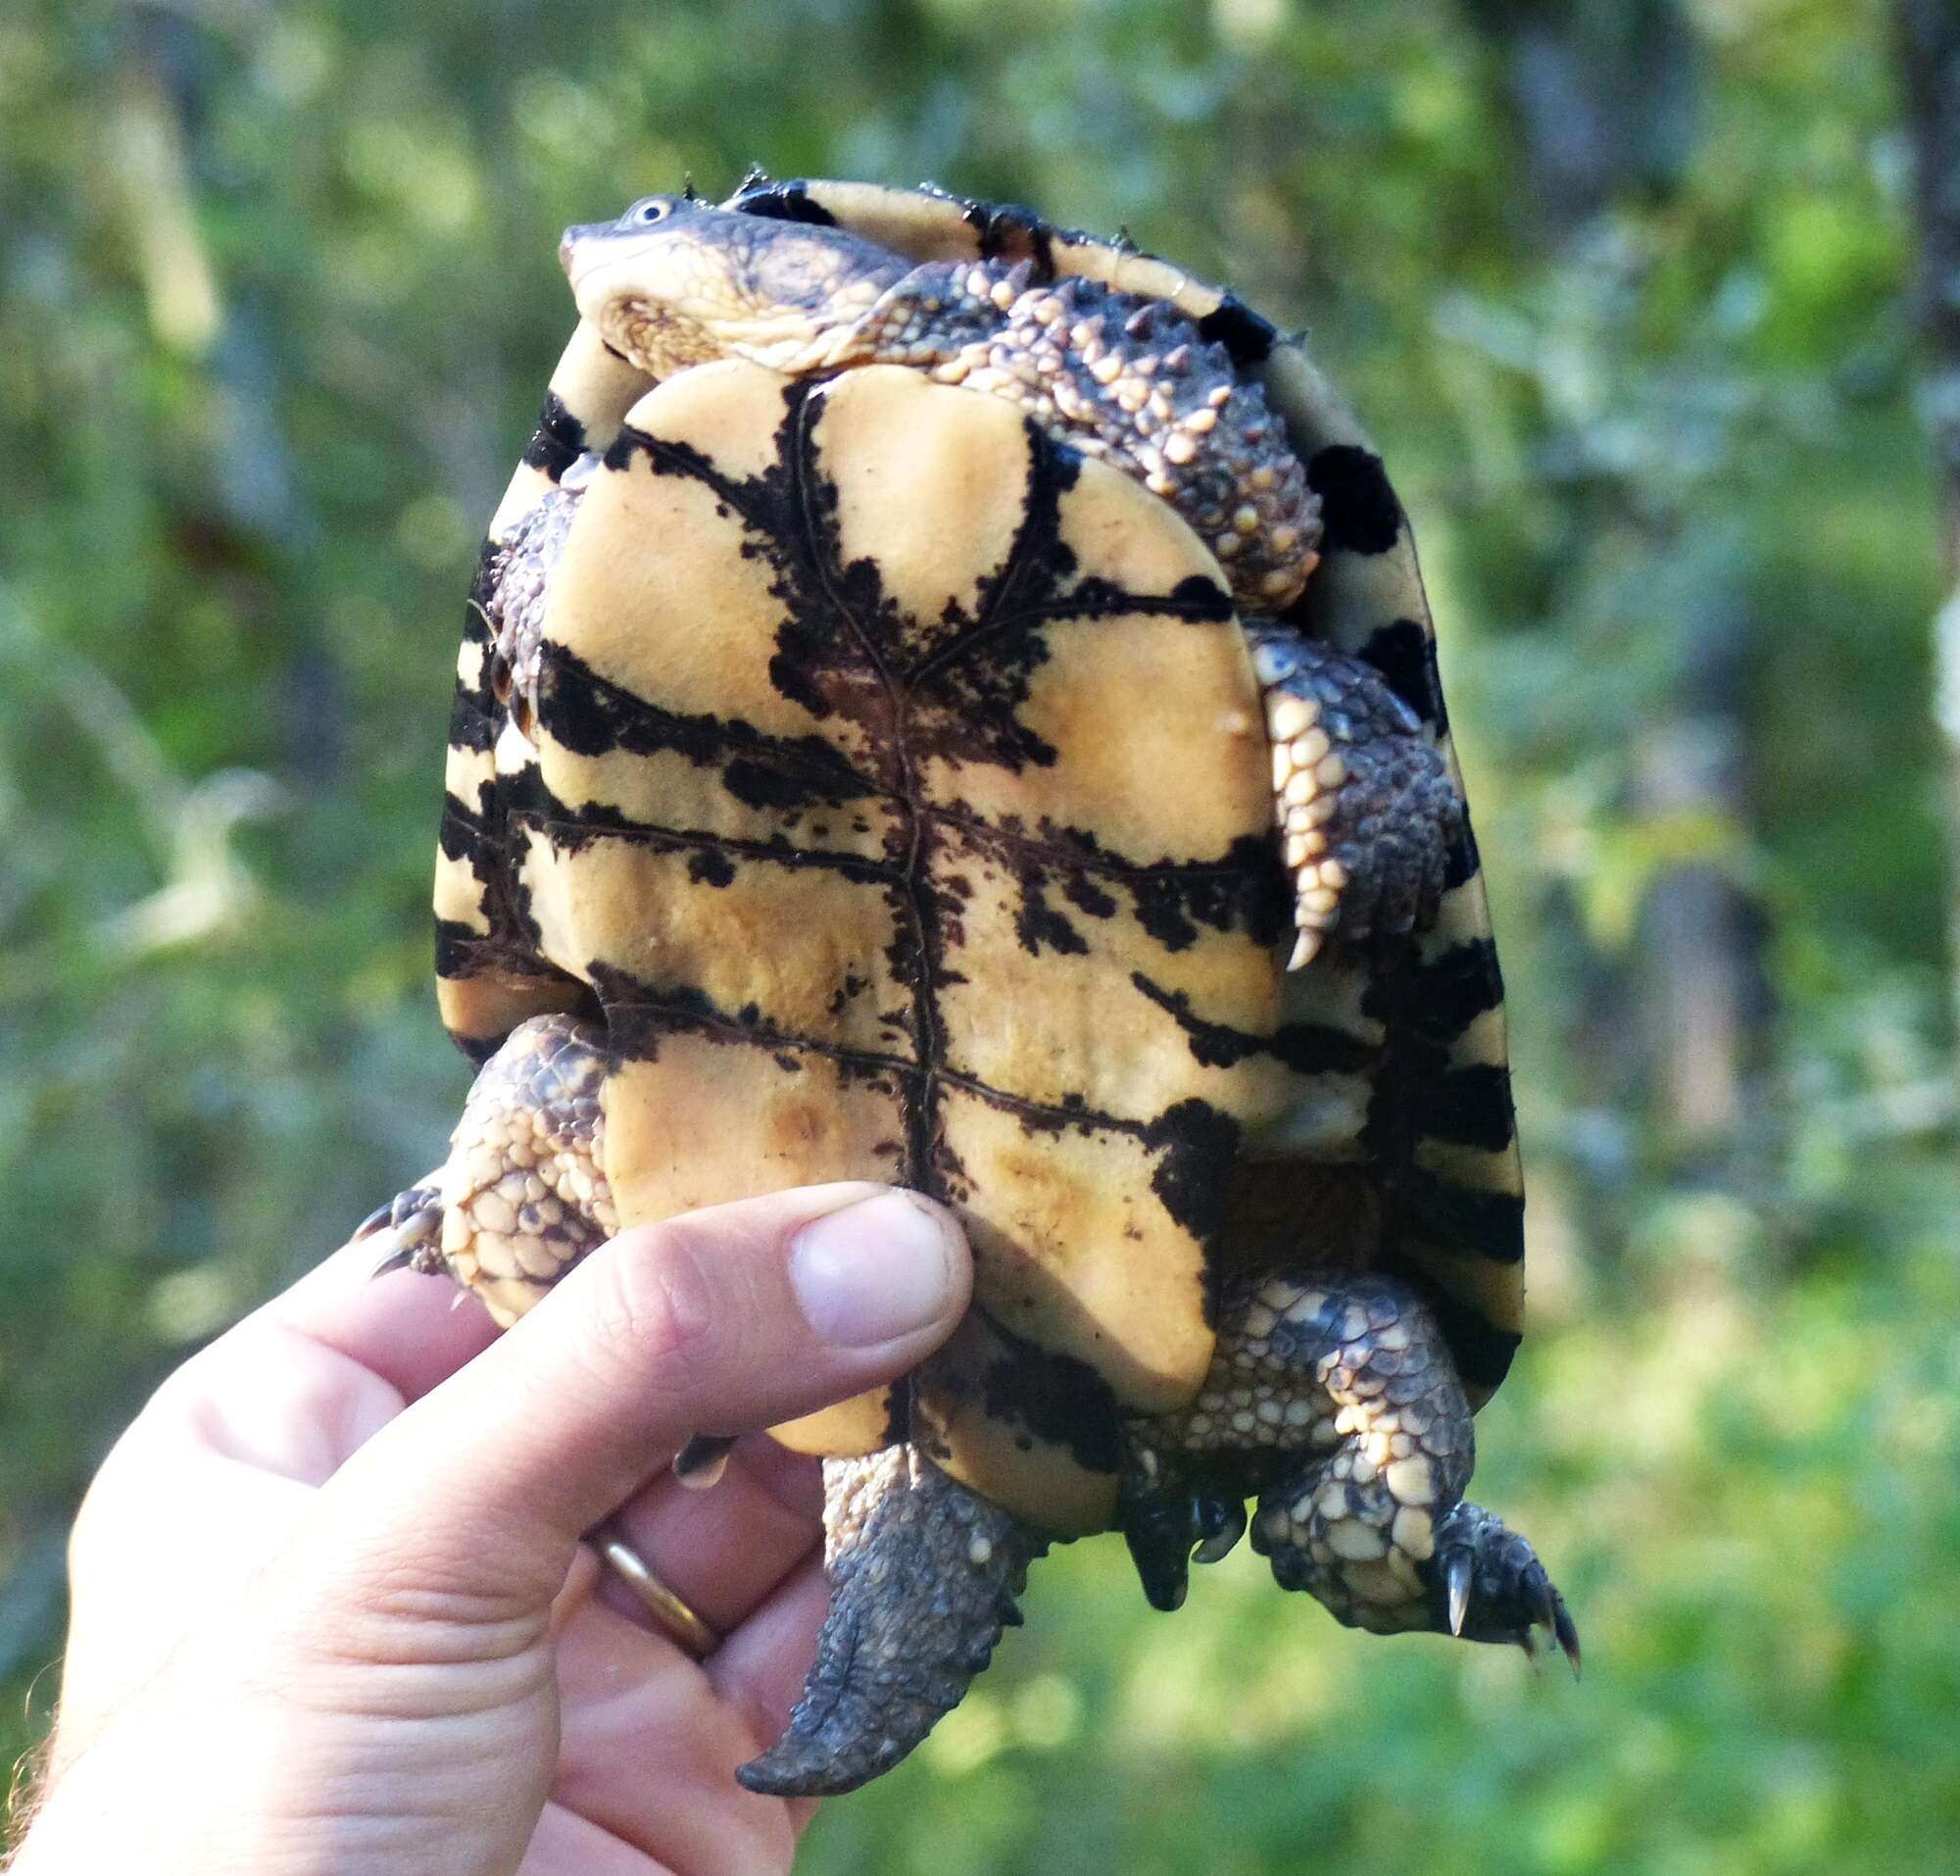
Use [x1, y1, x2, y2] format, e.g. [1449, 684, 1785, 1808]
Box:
[477, 463, 591, 743]
[737, 1448, 1043, 1797]
[1247, 624, 1465, 969]
[1125, 1271, 1578, 1662]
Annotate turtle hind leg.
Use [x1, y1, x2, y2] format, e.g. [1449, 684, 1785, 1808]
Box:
[737, 1445, 1046, 1798]
[353, 1012, 619, 1325]
[1130, 1270, 1577, 1665]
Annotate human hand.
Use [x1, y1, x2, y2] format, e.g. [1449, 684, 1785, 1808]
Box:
[12, 1182, 970, 1876]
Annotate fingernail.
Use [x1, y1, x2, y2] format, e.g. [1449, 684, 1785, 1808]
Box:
[790, 1192, 962, 1347]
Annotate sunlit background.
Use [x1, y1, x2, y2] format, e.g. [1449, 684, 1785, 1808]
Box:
[4, 1, 1958, 1868]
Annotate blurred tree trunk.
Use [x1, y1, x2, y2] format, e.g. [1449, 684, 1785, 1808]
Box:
[1627, 613, 1768, 1147]
[1893, 0, 1960, 1066]
[1459, 0, 1699, 233]
[1466, 0, 1764, 1145]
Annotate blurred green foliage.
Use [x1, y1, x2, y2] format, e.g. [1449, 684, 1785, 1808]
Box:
[3, 0, 1957, 1869]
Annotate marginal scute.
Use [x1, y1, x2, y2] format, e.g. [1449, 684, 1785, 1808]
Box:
[1304, 443, 1404, 556]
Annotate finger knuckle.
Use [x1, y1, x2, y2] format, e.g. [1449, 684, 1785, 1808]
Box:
[581, 1222, 731, 1404]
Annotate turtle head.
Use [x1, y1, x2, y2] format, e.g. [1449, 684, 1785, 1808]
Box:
[560, 194, 911, 378]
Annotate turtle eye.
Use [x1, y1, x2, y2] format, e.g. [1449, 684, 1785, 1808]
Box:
[626, 196, 671, 228]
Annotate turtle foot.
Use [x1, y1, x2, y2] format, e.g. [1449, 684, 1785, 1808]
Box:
[1428, 1501, 1580, 1672]
[737, 1445, 1043, 1798]
[1246, 626, 1463, 969]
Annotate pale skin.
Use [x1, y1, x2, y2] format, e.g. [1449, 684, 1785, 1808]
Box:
[8, 1183, 972, 1876]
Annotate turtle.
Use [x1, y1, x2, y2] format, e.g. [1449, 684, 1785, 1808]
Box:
[357, 175, 1576, 1799]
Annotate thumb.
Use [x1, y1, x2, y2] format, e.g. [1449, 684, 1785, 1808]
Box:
[311, 1182, 968, 1609]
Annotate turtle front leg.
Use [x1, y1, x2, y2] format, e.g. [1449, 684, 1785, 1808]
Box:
[1248, 624, 1466, 970]
[1127, 1270, 1577, 1664]
[738, 1445, 1046, 1798]
[352, 1012, 617, 1324]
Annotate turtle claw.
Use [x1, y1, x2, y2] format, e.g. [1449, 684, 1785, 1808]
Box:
[370, 1238, 421, 1278]
[1446, 1550, 1472, 1638]
[353, 1185, 429, 1242]
[355, 1181, 444, 1279]
[1551, 1598, 1583, 1677]
[1430, 1501, 1578, 1673]
[1120, 1477, 1250, 1604]
[1192, 1493, 1247, 1565]
[672, 1434, 734, 1490]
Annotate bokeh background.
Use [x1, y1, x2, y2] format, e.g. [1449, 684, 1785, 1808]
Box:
[5, 0, 1959, 1869]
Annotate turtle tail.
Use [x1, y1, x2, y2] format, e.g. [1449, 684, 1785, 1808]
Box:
[737, 1444, 1044, 1797]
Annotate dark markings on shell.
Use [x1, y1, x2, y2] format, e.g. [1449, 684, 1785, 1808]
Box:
[584, 955, 1219, 1186]
[445, 553, 504, 756]
[1357, 617, 1448, 735]
[449, 687, 498, 757]
[1443, 819, 1481, 892]
[729, 181, 839, 228]
[434, 768, 596, 1061]
[1195, 296, 1276, 368]
[1143, 1098, 1242, 1321]
[437, 782, 554, 988]
[1410, 939, 1506, 1040]
[1014, 872, 1092, 957]
[539, 640, 881, 812]
[520, 390, 590, 480]
[1361, 938, 1524, 1273]
[432, 915, 486, 996]
[965, 198, 1058, 279]
[1128, 971, 1374, 1076]
[879, 1383, 910, 1450]
[571, 373, 1269, 1330]
[1122, 835, 1287, 953]
[553, 363, 1270, 1380]
[938, 817, 1285, 954]
[979, 1314, 1123, 1474]
[438, 787, 489, 859]
[1061, 871, 1118, 920]
[1305, 443, 1403, 557]
[499, 768, 893, 892]
[1410, 1062, 1518, 1155]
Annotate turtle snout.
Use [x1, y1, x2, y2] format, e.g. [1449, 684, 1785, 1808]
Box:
[558, 222, 612, 281]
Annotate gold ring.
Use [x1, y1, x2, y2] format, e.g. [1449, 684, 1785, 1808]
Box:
[595, 1528, 720, 1657]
